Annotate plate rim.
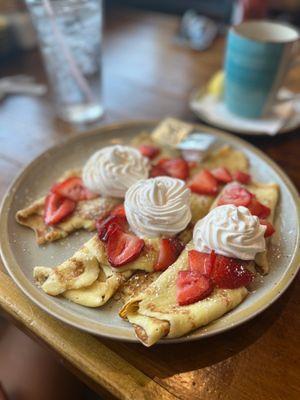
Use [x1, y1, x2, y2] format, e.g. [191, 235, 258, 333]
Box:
[0, 120, 299, 344]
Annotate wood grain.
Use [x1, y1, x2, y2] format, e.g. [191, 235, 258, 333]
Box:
[0, 6, 299, 400]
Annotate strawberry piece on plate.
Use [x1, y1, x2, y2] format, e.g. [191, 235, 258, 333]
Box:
[211, 255, 253, 289]
[177, 270, 214, 306]
[107, 228, 145, 267]
[232, 171, 251, 184]
[217, 183, 253, 207]
[259, 219, 275, 237]
[247, 198, 271, 219]
[154, 238, 184, 271]
[111, 204, 126, 218]
[139, 145, 160, 160]
[160, 158, 189, 180]
[188, 250, 214, 276]
[150, 164, 167, 178]
[52, 177, 96, 201]
[211, 167, 232, 184]
[96, 215, 127, 242]
[189, 169, 219, 195]
[44, 193, 76, 225]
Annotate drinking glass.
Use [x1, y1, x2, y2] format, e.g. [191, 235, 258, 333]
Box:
[26, 0, 103, 124]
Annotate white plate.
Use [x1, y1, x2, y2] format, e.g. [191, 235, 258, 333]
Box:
[190, 89, 300, 136]
[0, 121, 299, 344]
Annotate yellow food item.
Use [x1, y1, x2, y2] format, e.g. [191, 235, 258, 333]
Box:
[207, 70, 224, 99]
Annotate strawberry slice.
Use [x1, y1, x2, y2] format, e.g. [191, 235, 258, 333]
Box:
[232, 171, 251, 184]
[139, 145, 160, 160]
[107, 228, 145, 267]
[217, 183, 253, 207]
[111, 204, 126, 218]
[154, 238, 184, 271]
[96, 215, 127, 242]
[188, 250, 214, 276]
[189, 169, 219, 195]
[44, 193, 76, 225]
[259, 219, 275, 237]
[177, 270, 214, 306]
[247, 198, 271, 219]
[211, 167, 232, 184]
[150, 164, 167, 178]
[159, 158, 189, 180]
[211, 255, 253, 289]
[52, 177, 96, 201]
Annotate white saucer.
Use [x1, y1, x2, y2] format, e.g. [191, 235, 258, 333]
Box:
[190, 88, 300, 136]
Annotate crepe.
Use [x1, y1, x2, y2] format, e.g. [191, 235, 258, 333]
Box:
[210, 181, 279, 274]
[119, 180, 279, 346]
[33, 229, 192, 307]
[119, 243, 248, 346]
[16, 169, 121, 245]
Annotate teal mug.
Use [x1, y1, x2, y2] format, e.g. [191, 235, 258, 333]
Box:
[224, 20, 300, 119]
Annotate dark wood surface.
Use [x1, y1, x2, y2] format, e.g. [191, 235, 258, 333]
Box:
[0, 6, 299, 400]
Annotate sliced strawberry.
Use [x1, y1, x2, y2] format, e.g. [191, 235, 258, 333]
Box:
[211, 255, 253, 289]
[44, 193, 76, 225]
[159, 158, 189, 180]
[111, 204, 126, 218]
[188, 250, 214, 276]
[51, 177, 96, 201]
[260, 219, 275, 238]
[96, 215, 127, 242]
[217, 183, 253, 207]
[150, 164, 167, 178]
[248, 198, 271, 219]
[139, 144, 160, 160]
[189, 169, 219, 195]
[177, 270, 214, 306]
[232, 171, 251, 184]
[107, 228, 144, 267]
[154, 238, 184, 271]
[156, 158, 169, 166]
[211, 167, 232, 184]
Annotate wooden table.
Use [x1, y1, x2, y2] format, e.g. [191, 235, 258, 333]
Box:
[0, 7, 299, 400]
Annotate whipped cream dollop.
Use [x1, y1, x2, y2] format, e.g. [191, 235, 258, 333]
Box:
[193, 205, 266, 260]
[82, 145, 150, 198]
[124, 176, 191, 238]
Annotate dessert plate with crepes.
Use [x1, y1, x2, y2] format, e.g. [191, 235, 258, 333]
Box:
[0, 119, 299, 346]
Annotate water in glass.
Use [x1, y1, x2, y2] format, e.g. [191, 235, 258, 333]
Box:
[26, 0, 103, 123]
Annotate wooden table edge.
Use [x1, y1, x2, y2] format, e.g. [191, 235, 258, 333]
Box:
[0, 270, 177, 400]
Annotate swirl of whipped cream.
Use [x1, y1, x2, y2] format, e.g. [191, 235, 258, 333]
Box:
[124, 177, 191, 238]
[82, 145, 150, 198]
[193, 205, 266, 260]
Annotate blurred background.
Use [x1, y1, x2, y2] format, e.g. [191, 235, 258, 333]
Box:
[0, 0, 299, 131]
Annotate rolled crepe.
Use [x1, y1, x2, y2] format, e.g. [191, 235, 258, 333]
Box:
[120, 180, 279, 346]
[33, 235, 159, 306]
[120, 243, 248, 346]
[33, 231, 191, 307]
